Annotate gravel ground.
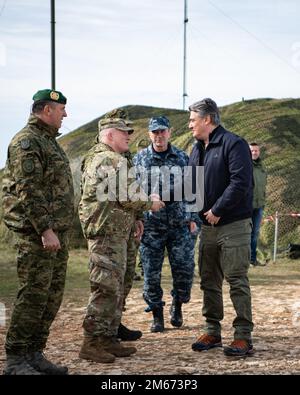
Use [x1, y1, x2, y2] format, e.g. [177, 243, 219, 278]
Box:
[1, 278, 300, 375]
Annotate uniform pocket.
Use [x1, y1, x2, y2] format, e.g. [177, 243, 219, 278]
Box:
[219, 220, 251, 275]
[89, 263, 121, 295]
[221, 244, 250, 276]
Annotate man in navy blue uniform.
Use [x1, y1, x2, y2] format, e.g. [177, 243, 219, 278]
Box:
[134, 116, 199, 332]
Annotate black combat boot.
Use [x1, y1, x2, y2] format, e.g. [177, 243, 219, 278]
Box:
[117, 323, 143, 341]
[150, 307, 164, 333]
[170, 299, 183, 328]
[27, 351, 68, 375]
[3, 354, 43, 375]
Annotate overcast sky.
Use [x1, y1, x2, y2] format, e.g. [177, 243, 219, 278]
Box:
[1, 0, 300, 167]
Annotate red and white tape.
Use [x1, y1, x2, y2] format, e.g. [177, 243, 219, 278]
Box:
[263, 212, 300, 222]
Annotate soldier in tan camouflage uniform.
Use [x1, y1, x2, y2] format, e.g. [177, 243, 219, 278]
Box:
[2, 89, 74, 375]
[78, 109, 164, 363]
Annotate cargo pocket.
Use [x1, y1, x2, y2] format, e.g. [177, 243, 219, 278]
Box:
[221, 244, 250, 276]
[89, 262, 121, 295]
[198, 242, 219, 281]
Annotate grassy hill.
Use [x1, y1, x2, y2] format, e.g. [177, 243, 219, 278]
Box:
[1, 98, 300, 254]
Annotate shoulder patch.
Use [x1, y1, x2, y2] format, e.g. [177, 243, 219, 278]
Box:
[22, 158, 35, 174]
[20, 139, 31, 150]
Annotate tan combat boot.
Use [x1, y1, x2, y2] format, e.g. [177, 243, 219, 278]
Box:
[101, 337, 137, 357]
[79, 336, 115, 363]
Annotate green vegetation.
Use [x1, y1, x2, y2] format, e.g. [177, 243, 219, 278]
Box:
[249, 259, 300, 285]
[1, 240, 299, 305]
[0, 244, 91, 304]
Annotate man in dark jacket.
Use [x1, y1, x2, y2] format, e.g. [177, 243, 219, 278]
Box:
[249, 143, 267, 266]
[188, 98, 254, 357]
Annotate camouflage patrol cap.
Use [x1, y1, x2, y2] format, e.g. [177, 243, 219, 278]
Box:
[98, 108, 134, 134]
[32, 89, 67, 104]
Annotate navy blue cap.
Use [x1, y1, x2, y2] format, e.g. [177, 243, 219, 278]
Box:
[148, 116, 170, 132]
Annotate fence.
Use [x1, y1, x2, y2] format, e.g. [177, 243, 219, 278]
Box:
[221, 98, 300, 259]
[262, 212, 300, 261]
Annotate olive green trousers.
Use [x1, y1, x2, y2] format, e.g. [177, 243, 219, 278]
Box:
[198, 219, 254, 340]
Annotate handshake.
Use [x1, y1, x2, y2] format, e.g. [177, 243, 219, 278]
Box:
[149, 194, 165, 212]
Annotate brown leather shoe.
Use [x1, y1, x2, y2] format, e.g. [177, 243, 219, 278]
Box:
[79, 336, 115, 363]
[192, 334, 222, 351]
[224, 339, 254, 356]
[102, 337, 137, 357]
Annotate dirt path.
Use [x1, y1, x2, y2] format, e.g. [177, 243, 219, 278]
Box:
[1, 280, 300, 375]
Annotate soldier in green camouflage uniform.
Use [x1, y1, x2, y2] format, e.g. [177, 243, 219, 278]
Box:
[78, 110, 164, 363]
[2, 89, 74, 375]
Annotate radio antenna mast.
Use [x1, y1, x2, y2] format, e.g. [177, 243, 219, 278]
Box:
[183, 0, 188, 110]
[50, 0, 56, 89]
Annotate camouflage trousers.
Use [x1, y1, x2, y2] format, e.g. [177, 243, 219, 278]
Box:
[140, 223, 195, 311]
[83, 227, 137, 338]
[5, 231, 69, 355]
[199, 219, 254, 340]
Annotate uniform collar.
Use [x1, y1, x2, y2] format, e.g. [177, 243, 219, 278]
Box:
[148, 143, 177, 159]
[28, 114, 61, 138]
[122, 150, 133, 160]
[94, 142, 116, 153]
[253, 157, 263, 166]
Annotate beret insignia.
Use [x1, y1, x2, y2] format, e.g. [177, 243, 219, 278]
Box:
[50, 91, 60, 101]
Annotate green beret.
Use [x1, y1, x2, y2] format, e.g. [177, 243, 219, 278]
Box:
[32, 89, 67, 104]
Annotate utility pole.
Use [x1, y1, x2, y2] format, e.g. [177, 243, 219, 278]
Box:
[183, 0, 188, 110]
[50, 0, 55, 90]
